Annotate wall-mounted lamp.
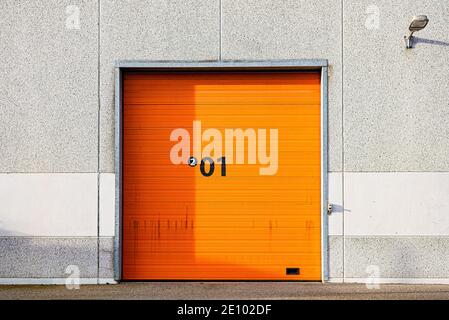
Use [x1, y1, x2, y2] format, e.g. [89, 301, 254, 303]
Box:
[404, 15, 429, 49]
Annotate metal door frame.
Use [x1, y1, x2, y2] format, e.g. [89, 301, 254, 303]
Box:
[114, 59, 329, 281]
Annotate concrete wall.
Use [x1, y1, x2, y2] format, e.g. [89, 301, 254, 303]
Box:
[340, 0, 449, 283]
[1, 0, 448, 283]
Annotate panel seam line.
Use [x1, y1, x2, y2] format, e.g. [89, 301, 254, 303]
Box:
[341, 0, 345, 282]
[219, 0, 222, 60]
[96, 0, 101, 284]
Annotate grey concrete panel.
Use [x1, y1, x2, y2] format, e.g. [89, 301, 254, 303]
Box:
[344, 236, 449, 278]
[0, 237, 98, 278]
[343, 0, 449, 171]
[99, 0, 220, 172]
[99, 237, 114, 279]
[329, 236, 343, 279]
[0, 0, 99, 173]
[221, 0, 343, 171]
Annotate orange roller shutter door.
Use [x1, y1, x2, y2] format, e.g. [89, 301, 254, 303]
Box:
[122, 71, 322, 280]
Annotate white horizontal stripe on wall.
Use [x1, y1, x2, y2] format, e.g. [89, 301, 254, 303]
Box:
[0, 173, 98, 237]
[99, 173, 115, 237]
[344, 172, 449, 236]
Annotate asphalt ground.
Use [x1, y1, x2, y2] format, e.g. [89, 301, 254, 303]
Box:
[1, 282, 449, 300]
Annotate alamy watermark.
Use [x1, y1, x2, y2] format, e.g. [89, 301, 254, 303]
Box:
[65, 5, 80, 30]
[170, 121, 279, 176]
[365, 265, 381, 289]
[65, 265, 80, 290]
[365, 5, 380, 30]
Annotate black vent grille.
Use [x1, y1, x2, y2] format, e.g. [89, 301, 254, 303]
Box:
[286, 268, 300, 275]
